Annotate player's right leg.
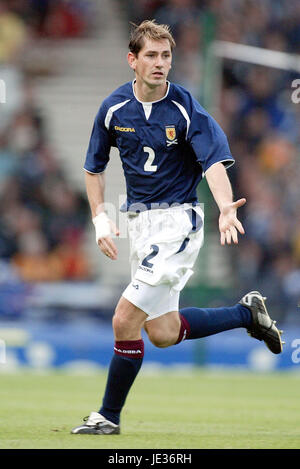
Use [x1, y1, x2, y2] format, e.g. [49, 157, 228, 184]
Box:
[71, 297, 147, 435]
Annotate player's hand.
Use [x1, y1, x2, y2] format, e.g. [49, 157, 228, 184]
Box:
[92, 213, 120, 260]
[219, 198, 246, 245]
[98, 220, 120, 260]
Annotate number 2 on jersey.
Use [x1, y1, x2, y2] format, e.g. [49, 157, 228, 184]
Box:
[143, 147, 157, 172]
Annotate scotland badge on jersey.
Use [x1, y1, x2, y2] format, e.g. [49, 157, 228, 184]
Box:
[165, 125, 178, 146]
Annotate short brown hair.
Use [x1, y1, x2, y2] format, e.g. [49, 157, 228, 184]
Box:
[129, 20, 176, 56]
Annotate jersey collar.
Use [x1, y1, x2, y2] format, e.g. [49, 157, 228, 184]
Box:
[132, 79, 170, 104]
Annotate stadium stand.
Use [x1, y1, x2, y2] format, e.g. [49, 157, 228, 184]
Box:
[0, 0, 93, 283]
[0, 0, 130, 324]
[0, 0, 299, 327]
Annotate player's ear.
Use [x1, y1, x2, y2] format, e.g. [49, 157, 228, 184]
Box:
[127, 52, 136, 71]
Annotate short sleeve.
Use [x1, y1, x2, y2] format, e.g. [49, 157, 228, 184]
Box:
[187, 100, 235, 173]
[84, 103, 112, 174]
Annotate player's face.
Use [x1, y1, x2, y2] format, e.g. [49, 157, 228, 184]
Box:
[128, 38, 172, 87]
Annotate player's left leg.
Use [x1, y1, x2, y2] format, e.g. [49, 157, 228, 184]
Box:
[145, 301, 253, 348]
[145, 291, 283, 354]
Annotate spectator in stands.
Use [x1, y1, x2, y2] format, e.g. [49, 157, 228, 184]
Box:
[0, 0, 92, 283]
[0, 0, 28, 64]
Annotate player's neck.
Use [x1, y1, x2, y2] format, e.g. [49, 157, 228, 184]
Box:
[133, 79, 168, 103]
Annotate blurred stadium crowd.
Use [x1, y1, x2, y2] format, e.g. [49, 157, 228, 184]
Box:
[0, 0, 93, 283]
[0, 0, 299, 323]
[124, 0, 300, 322]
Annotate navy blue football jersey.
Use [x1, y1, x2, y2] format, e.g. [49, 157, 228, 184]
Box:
[84, 80, 234, 211]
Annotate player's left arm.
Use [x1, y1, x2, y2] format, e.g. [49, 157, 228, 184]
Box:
[205, 162, 246, 245]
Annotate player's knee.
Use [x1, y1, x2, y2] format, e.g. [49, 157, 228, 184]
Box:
[112, 310, 131, 338]
[113, 303, 143, 340]
[147, 329, 174, 348]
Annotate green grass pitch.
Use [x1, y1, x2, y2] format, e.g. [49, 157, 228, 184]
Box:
[0, 369, 299, 449]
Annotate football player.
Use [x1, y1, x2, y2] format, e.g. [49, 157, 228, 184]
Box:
[71, 20, 283, 435]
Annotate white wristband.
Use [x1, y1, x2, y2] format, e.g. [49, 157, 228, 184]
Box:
[92, 212, 111, 243]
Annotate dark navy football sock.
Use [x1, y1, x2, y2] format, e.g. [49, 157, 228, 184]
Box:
[99, 339, 144, 425]
[177, 304, 252, 342]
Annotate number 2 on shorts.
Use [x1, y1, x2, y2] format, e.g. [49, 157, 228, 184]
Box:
[141, 244, 159, 268]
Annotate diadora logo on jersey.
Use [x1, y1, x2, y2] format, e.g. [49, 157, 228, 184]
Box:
[165, 125, 178, 146]
[115, 125, 135, 132]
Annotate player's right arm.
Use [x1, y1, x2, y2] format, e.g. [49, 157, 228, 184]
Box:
[85, 171, 119, 260]
[84, 100, 119, 260]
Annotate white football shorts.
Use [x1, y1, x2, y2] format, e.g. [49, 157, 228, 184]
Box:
[122, 203, 204, 320]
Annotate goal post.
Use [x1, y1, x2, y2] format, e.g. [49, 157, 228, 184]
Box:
[212, 40, 300, 72]
[203, 40, 300, 116]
